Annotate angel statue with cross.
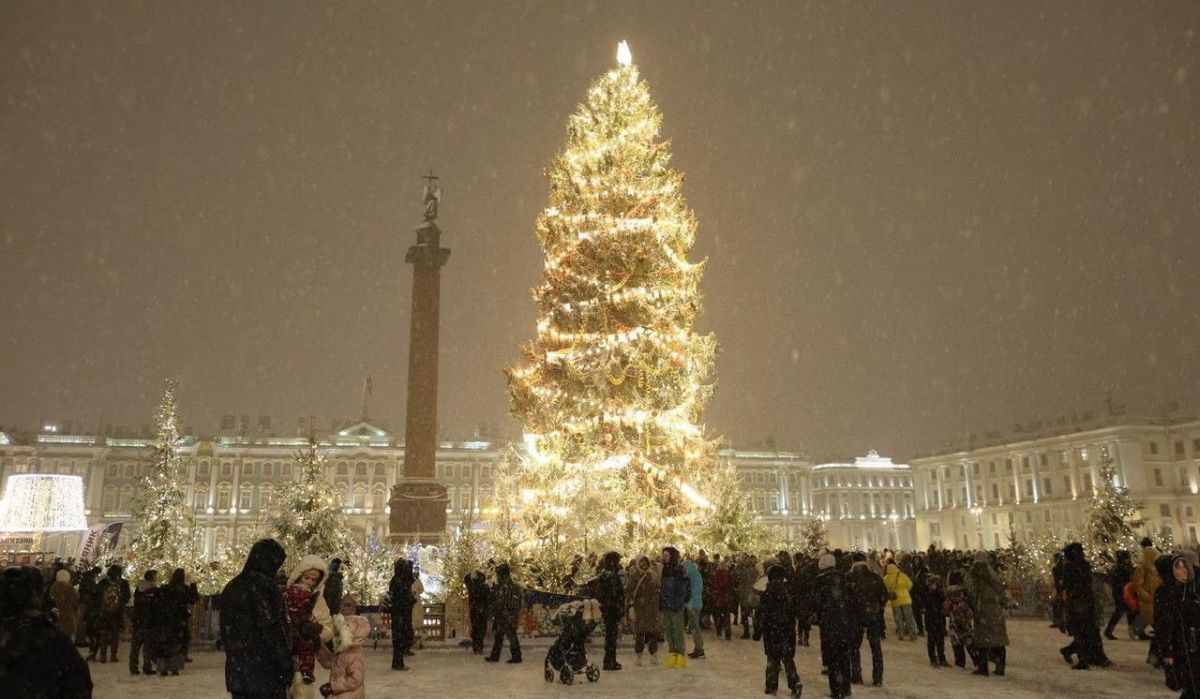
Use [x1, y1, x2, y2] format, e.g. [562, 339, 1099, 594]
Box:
[421, 169, 441, 223]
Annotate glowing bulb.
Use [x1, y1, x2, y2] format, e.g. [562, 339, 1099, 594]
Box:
[617, 40, 632, 66]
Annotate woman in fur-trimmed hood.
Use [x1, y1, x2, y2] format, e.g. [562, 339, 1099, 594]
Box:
[285, 555, 335, 689]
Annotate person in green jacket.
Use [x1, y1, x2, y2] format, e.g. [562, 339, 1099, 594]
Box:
[883, 562, 918, 640]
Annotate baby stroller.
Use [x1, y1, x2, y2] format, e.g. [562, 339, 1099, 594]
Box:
[543, 600, 601, 685]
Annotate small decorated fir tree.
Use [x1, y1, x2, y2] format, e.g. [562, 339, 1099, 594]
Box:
[1086, 449, 1146, 564]
[127, 380, 197, 579]
[796, 515, 830, 557]
[262, 440, 351, 566]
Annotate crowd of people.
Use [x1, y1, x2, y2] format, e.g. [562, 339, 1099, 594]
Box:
[3, 535, 1200, 698]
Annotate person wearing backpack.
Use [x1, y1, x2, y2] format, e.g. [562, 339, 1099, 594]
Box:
[93, 564, 130, 664]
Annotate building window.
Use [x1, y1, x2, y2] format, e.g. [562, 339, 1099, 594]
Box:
[1008, 483, 1016, 500]
[991, 483, 1000, 502]
[1024, 479, 1034, 497]
[988, 461, 995, 474]
[1155, 469, 1164, 487]
[217, 486, 231, 511]
[1191, 527, 1198, 545]
[198, 461, 210, 477]
[375, 463, 385, 477]
[1064, 476, 1072, 494]
[1083, 473, 1093, 492]
[259, 485, 272, 507]
[1022, 456, 1030, 471]
[238, 486, 253, 510]
[372, 487, 386, 512]
[1161, 504, 1172, 517]
[262, 462, 274, 476]
[282, 462, 292, 476]
[194, 486, 209, 511]
[353, 487, 367, 509]
[1042, 477, 1052, 495]
[221, 462, 232, 477]
[1149, 441, 1159, 455]
[242, 462, 254, 476]
[355, 462, 367, 477]
[972, 462, 980, 476]
[460, 488, 473, 511]
[1193, 438, 1200, 454]
[1187, 506, 1195, 518]
[1005, 459, 1013, 472]
[1039, 452, 1048, 466]
[337, 462, 348, 476]
[1176, 441, 1187, 457]
[125, 464, 136, 477]
[106, 463, 118, 478]
[1025, 511, 1033, 523]
[103, 486, 117, 513]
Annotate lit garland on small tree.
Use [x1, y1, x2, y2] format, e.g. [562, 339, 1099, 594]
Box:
[503, 42, 745, 561]
[796, 515, 830, 557]
[261, 441, 351, 566]
[128, 380, 197, 580]
[696, 457, 765, 553]
[344, 529, 399, 604]
[1086, 449, 1146, 564]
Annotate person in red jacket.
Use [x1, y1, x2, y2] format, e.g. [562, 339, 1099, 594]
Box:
[710, 560, 737, 641]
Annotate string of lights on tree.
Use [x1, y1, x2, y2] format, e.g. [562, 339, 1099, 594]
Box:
[501, 42, 756, 564]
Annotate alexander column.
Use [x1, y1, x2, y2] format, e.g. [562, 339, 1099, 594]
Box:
[389, 171, 451, 544]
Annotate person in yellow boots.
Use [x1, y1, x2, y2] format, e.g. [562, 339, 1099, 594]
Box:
[659, 546, 690, 668]
[883, 560, 918, 640]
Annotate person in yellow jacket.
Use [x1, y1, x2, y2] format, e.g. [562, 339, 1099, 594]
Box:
[1133, 539, 1162, 628]
[883, 563, 918, 640]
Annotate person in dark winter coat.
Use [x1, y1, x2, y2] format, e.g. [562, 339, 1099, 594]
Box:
[387, 559, 418, 671]
[790, 554, 814, 647]
[585, 551, 626, 671]
[923, 574, 949, 666]
[753, 565, 802, 697]
[323, 558, 345, 620]
[1060, 542, 1110, 670]
[149, 568, 197, 675]
[485, 563, 522, 664]
[735, 555, 760, 639]
[659, 547, 691, 668]
[910, 555, 930, 636]
[464, 570, 491, 655]
[710, 560, 736, 641]
[627, 556, 661, 665]
[964, 553, 1008, 676]
[811, 553, 858, 699]
[1159, 552, 1200, 697]
[220, 538, 293, 699]
[847, 552, 890, 686]
[1104, 550, 1136, 640]
[0, 566, 93, 699]
[944, 569, 975, 669]
[91, 564, 130, 664]
[129, 570, 158, 675]
[76, 567, 99, 650]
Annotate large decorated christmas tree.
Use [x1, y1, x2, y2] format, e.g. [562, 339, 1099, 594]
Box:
[505, 42, 747, 560]
[128, 380, 198, 579]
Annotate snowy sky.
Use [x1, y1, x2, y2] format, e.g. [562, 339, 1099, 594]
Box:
[1, 1, 1197, 460]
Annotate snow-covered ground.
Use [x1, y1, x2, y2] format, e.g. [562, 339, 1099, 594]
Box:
[88, 618, 1177, 698]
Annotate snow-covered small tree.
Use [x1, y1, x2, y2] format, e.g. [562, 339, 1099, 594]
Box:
[696, 458, 764, 553]
[1086, 449, 1146, 564]
[796, 515, 830, 557]
[262, 441, 351, 566]
[127, 380, 196, 580]
[344, 529, 398, 605]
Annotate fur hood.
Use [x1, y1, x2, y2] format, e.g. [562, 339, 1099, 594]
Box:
[55, 569, 71, 584]
[331, 613, 372, 652]
[287, 554, 328, 589]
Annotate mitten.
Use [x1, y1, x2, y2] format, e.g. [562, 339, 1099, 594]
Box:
[319, 682, 333, 697]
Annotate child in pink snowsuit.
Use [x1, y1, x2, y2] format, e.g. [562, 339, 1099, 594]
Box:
[318, 597, 370, 699]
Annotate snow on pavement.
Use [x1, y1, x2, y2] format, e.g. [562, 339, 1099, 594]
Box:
[88, 618, 1176, 698]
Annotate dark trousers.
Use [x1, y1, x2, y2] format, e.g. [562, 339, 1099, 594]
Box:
[469, 609, 488, 653]
[488, 620, 521, 661]
[391, 606, 414, 668]
[821, 639, 852, 698]
[1066, 623, 1107, 665]
[741, 607, 756, 638]
[1104, 605, 1134, 636]
[128, 628, 152, 672]
[849, 618, 884, 685]
[633, 632, 658, 656]
[952, 642, 967, 667]
[602, 614, 620, 666]
[766, 653, 801, 694]
[912, 599, 925, 634]
[974, 646, 1006, 675]
[926, 622, 947, 663]
[97, 622, 120, 661]
[713, 610, 731, 639]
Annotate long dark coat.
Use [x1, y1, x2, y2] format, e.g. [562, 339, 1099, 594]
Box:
[627, 566, 661, 635]
[810, 568, 859, 647]
[965, 560, 1009, 647]
[1062, 553, 1096, 637]
[0, 613, 92, 699]
[753, 578, 796, 660]
[220, 539, 292, 696]
[1158, 566, 1200, 695]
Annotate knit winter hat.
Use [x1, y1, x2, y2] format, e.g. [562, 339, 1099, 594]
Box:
[818, 553, 836, 571]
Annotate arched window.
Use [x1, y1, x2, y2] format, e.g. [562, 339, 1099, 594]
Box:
[337, 461, 349, 476]
[214, 526, 228, 547]
[460, 486, 473, 512]
[355, 461, 367, 477]
[239, 484, 253, 511]
[217, 483, 232, 511]
[259, 484, 273, 508]
[194, 485, 210, 511]
[372, 486, 386, 512]
[353, 485, 367, 509]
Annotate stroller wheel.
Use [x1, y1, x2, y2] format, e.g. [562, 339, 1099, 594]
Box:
[560, 666, 574, 685]
[586, 665, 600, 682]
[544, 666, 554, 683]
